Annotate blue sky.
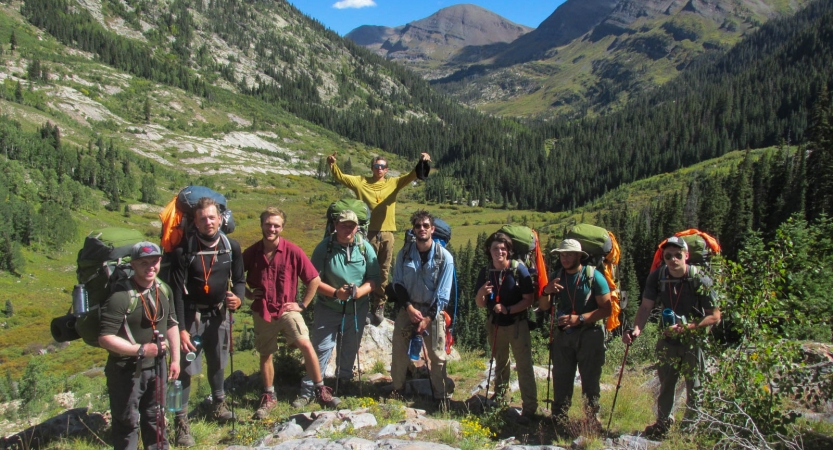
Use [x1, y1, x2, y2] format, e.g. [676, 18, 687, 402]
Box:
[290, 1, 568, 36]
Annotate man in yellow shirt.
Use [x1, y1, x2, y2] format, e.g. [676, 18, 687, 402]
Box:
[328, 151, 431, 325]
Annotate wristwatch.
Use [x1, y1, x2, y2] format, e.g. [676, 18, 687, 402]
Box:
[298, 301, 306, 311]
[136, 344, 145, 357]
[578, 315, 585, 325]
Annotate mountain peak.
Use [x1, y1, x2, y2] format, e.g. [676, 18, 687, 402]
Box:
[345, 4, 532, 71]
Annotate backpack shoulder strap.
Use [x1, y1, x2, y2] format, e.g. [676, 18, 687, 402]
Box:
[431, 243, 445, 286]
[583, 265, 595, 302]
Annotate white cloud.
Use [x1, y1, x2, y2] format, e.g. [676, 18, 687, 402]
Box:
[332, 0, 377, 9]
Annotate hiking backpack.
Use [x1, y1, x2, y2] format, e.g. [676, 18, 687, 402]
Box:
[159, 186, 235, 253]
[550, 223, 622, 332]
[50, 228, 172, 347]
[498, 225, 549, 297]
[324, 198, 371, 238]
[649, 229, 721, 296]
[401, 217, 458, 354]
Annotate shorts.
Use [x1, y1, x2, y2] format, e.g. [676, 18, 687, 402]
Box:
[253, 311, 310, 355]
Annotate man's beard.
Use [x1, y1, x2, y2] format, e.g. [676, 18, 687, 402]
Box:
[416, 235, 431, 244]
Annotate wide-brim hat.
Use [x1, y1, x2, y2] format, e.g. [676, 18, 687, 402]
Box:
[131, 241, 162, 259]
[550, 238, 589, 258]
[337, 210, 359, 224]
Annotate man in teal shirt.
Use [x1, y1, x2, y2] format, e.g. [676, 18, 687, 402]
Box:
[540, 239, 611, 429]
[299, 210, 380, 399]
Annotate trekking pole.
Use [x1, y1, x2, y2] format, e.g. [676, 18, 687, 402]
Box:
[353, 298, 363, 397]
[421, 334, 436, 400]
[607, 335, 632, 432]
[485, 317, 499, 400]
[227, 307, 236, 433]
[334, 292, 348, 396]
[153, 330, 165, 450]
[544, 301, 555, 409]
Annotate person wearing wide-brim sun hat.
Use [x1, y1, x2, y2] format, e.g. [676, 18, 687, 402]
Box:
[538, 239, 611, 431]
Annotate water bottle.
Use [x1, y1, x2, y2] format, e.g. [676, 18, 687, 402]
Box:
[72, 284, 89, 317]
[185, 335, 202, 362]
[408, 333, 423, 361]
[661, 308, 677, 327]
[166, 380, 183, 412]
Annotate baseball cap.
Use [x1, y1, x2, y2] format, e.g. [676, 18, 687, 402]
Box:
[337, 210, 359, 224]
[131, 241, 162, 259]
[662, 236, 689, 251]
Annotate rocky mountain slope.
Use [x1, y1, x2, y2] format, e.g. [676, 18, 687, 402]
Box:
[348, 0, 812, 117]
[345, 4, 532, 80]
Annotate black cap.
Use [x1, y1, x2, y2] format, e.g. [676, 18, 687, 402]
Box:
[415, 160, 431, 180]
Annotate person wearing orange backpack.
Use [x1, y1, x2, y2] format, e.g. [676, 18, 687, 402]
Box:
[623, 236, 721, 438]
[540, 239, 611, 430]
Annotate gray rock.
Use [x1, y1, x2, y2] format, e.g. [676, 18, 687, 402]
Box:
[346, 413, 378, 429]
[376, 424, 399, 437]
[502, 446, 567, 450]
[336, 437, 377, 450]
[304, 412, 337, 436]
[269, 438, 331, 450]
[616, 434, 661, 449]
[375, 438, 459, 450]
[274, 420, 304, 440]
[571, 436, 587, 449]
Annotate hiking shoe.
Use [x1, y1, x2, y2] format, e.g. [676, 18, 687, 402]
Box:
[174, 415, 195, 447]
[643, 418, 674, 439]
[315, 385, 341, 408]
[291, 395, 311, 409]
[212, 397, 236, 423]
[370, 305, 385, 326]
[253, 392, 277, 420]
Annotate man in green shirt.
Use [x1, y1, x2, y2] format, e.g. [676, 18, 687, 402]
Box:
[328, 151, 430, 325]
[99, 242, 180, 450]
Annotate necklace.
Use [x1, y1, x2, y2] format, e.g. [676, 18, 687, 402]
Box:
[199, 240, 217, 294]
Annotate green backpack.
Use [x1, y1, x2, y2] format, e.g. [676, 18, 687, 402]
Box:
[51, 228, 170, 347]
[499, 225, 536, 259]
[325, 198, 371, 237]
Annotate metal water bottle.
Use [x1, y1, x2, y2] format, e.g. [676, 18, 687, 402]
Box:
[408, 333, 423, 361]
[72, 284, 89, 317]
[185, 335, 202, 362]
[166, 380, 183, 412]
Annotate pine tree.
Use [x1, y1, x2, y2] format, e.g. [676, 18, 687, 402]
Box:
[9, 30, 15, 51]
[143, 97, 151, 123]
[3, 299, 12, 317]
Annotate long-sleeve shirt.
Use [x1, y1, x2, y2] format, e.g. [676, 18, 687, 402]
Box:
[330, 163, 417, 232]
[392, 241, 454, 317]
[169, 233, 246, 330]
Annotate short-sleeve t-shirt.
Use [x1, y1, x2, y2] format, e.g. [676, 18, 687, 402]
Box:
[643, 266, 716, 320]
[474, 262, 535, 327]
[549, 266, 610, 315]
[243, 238, 319, 320]
[100, 280, 177, 369]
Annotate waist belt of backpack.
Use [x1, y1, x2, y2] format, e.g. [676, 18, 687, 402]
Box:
[189, 302, 223, 314]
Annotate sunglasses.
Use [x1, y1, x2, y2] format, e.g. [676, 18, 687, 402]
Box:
[413, 223, 432, 229]
[372, 164, 388, 170]
[663, 252, 684, 261]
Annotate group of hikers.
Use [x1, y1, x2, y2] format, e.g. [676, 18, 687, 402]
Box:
[96, 153, 720, 449]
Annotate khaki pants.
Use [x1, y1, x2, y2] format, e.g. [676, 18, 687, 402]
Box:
[656, 339, 704, 422]
[391, 309, 450, 399]
[368, 231, 394, 308]
[484, 318, 538, 415]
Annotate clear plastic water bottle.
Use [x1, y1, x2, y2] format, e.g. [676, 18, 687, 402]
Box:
[408, 333, 423, 361]
[166, 380, 183, 412]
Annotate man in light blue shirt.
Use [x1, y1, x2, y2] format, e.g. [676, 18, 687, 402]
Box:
[390, 210, 454, 402]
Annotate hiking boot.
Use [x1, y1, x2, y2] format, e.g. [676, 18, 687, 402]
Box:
[253, 392, 277, 420]
[174, 415, 195, 447]
[643, 418, 674, 439]
[370, 305, 385, 326]
[315, 385, 341, 408]
[212, 397, 236, 423]
[291, 395, 311, 409]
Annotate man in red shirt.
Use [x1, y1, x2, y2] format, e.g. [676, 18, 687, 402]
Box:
[243, 207, 340, 419]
